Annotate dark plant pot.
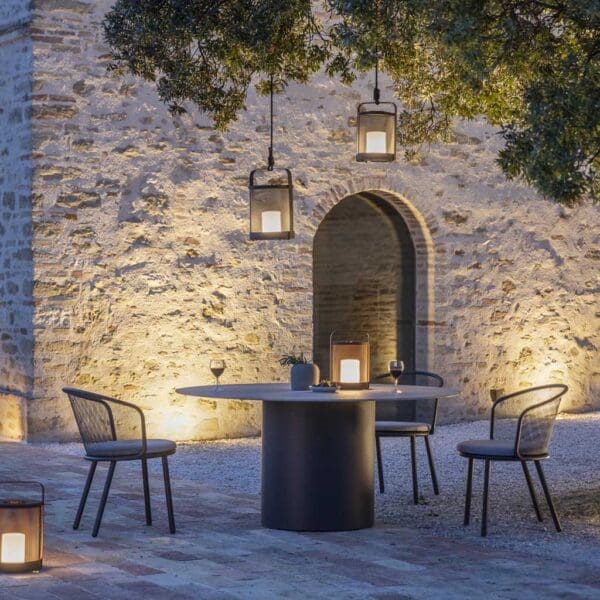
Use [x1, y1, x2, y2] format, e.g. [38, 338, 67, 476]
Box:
[291, 363, 320, 391]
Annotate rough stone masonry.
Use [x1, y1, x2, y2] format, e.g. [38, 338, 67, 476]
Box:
[0, 0, 598, 442]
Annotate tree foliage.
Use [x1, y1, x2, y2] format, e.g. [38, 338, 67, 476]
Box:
[104, 0, 327, 128]
[104, 0, 600, 205]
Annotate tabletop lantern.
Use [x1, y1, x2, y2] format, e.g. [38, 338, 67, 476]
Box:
[249, 74, 294, 240]
[330, 332, 370, 390]
[356, 54, 397, 163]
[0, 482, 44, 573]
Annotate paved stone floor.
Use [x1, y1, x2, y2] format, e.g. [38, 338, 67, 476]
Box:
[0, 442, 599, 600]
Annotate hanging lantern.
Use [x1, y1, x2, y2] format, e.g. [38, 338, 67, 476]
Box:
[356, 54, 397, 162]
[249, 168, 294, 240]
[356, 102, 397, 162]
[330, 332, 370, 390]
[249, 75, 294, 240]
[0, 482, 44, 573]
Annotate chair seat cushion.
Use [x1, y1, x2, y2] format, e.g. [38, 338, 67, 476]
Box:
[376, 421, 430, 434]
[457, 439, 517, 458]
[457, 439, 548, 459]
[87, 439, 176, 459]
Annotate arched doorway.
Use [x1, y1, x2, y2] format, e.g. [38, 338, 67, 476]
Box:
[313, 191, 416, 381]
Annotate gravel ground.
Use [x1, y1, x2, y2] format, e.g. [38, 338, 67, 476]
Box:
[36, 412, 600, 565]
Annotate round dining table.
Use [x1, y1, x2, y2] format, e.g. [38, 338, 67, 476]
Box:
[176, 383, 458, 532]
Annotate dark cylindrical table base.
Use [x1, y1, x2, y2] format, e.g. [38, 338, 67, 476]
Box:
[261, 400, 374, 531]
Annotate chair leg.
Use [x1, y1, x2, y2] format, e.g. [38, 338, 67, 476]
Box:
[92, 461, 116, 538]
[410, 436, 419, 504]
[375, 435, 384, 493]
[73, 461, 97, 530]
[162, 456, 176, 534]
[464, 458, 474, 526]
[521, 461, 543, 522]
[481, 459, 491, 537]
[423, 436, 439, 495]
[142, 458, 152, 526]
[534, 461, 562, 532]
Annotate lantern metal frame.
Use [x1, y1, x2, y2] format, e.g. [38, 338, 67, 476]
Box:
[355, 48, 397, 163]
[0, 482, 44, 574]
[249, 167, 294, 240]
[330, 331, 371, 390]
[356, 101, 397, 162]
[248, 74, 295, 241]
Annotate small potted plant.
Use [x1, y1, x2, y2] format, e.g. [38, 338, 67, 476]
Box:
[279, 352, 320, 391]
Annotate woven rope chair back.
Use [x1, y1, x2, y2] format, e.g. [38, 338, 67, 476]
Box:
[518, 386, 566, 455]
[65, 388, 117, 454]
[492, 384, 567, 456]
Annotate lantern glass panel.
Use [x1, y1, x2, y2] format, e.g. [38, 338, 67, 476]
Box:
[249, 169, 294, 240]
[330, 333, 370, 390]
[1, 533, 25, 563]
[356, 103, 397, 162]
[0, 483, 44, 573]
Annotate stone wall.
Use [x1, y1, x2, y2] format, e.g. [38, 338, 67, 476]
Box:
[0, 1, 33, 440]
[18, 0, 600, 440]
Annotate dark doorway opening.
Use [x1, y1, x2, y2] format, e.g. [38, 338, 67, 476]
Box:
[313, 192, 416, 382]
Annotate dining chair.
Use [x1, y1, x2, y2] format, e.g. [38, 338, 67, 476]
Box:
[63, 387, 176, 537]
[457, 384, 568, 536]
[375, 370, 444, 503]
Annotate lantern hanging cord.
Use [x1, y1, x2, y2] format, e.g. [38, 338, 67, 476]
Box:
[268, 74, 275, 171]
[374, 0, 381, 104]
[374, 48, 380, 104]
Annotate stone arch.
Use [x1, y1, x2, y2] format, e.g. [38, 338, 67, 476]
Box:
[308, 177, 441, 373]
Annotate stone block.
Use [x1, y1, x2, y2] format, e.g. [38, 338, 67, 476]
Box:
[0, 392, 27, 440]
[33, 103, 79, 119]
[56, 191, 101, 209]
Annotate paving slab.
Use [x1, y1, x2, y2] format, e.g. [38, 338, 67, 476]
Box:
[0, 441, 598, 599]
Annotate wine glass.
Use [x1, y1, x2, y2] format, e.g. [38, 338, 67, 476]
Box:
[210, 359, 226, 390]
[389, 360, 405, 394]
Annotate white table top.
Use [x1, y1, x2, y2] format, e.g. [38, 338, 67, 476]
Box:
[176, 383, 458, 403]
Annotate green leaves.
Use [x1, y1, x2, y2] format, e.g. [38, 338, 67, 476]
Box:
[103, 0, 600, 205]
[104, 0, 329, 128]
[279, 352, 308, 366]
[430, 0, 600, 204]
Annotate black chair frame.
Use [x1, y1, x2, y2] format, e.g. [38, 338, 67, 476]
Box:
[375, 370, 444, 504]
[459, 384, 568, 536]
[63, 387, 176, 537]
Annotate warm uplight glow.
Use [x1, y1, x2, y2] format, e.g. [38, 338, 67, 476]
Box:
[492, 309, 586, 412]
[161, 411, 198, 440]
[366, 131, 386, 153]
[261, 210, 282, 233]
[0, 395, 26, 441]
[528, 357, 570, 391]
[1, 533, 25, 564]
[340, 359, 361, 383]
